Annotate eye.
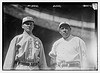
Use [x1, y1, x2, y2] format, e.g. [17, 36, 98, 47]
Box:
[25, 22, 33, 25]
[60, 27, 64, 30]
[25, 22, 30, 25]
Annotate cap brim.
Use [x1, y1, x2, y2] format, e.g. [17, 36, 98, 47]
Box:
[23, 21, 34, 24]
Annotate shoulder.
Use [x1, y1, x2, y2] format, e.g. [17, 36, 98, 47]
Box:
[73, 36, 82, 41]
[11, 34, 20, 40]
[34, 36, 42, 42]
[11, 34, 23, 41]
[15, 34, 23, 39]
[73, 36, 85, 44]
[16, 34, 23, 38]
[32, 35, 43, 45]
[53, 38, 63, 46]
[73, 36, 80, 39]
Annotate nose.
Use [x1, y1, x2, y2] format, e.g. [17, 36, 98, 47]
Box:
[63, 30, 66, 33]
[63, 28, 69, 33]
[29, 23, 31, 25]
[62, 28, 66, 32]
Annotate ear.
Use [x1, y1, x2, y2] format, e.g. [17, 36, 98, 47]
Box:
[58, 28, 61, 32]
[59, 29, 62, 34]
[22, 24, 24, 29]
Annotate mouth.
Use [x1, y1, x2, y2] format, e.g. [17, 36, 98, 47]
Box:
[27, 27, 31, 29]
[62, 32, 68, 35]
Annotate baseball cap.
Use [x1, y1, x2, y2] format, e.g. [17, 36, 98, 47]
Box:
[22, 16, 34, 24]
[59, 22, 71, 30]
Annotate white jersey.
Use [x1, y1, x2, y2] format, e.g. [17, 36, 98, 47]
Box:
[49, 36, 87, 69]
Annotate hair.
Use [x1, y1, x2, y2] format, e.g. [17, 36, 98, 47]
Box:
[59, 22, 71, 30]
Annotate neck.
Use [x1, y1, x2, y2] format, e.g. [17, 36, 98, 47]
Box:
[63, 35, 73, 41]
[24, 30, 32, 35]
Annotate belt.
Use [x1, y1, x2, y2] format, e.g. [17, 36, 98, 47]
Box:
[15, 61, 38, 67]
[20, 62, 38, 67]
[57, 61, 81, 68]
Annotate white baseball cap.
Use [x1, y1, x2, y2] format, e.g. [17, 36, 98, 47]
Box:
[59, 22, 71, 30]
[59, 22, 70, 27]
[22, 16, 34, 24]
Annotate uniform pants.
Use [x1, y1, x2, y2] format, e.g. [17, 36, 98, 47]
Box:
[15, 64, 39, 70]
[55, 65, 81, 70]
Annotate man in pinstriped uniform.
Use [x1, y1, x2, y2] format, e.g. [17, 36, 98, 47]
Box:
[3, 16, 48, 70]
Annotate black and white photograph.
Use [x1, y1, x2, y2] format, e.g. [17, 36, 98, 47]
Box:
[2, 2, 98, 71]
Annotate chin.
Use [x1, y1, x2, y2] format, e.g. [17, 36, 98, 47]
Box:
[26, 30, 31, 32]
[26, 30, 30, 31]
[63, 35, 69, 38]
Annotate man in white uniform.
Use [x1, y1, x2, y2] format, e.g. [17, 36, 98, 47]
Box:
[3, 16, 47, 70]
[49, 22, 87, 70]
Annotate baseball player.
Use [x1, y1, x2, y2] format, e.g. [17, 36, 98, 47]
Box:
[49, 22, 87, 70]
[3, 16, 48, 70]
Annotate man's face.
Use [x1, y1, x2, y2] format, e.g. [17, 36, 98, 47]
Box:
[22, 21, 34, 32]
[59, 26, 71, 38]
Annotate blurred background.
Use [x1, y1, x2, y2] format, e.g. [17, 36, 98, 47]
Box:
[2, 2, 98, 70]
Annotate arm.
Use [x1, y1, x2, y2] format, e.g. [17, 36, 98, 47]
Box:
[49, 42, 57, 58]
[79, 39, 87, 69]
[49, 42, 57, 70]
[3, 37, 17, 70]
[50, 57, 56, 70]
[38, 40, 48, 70]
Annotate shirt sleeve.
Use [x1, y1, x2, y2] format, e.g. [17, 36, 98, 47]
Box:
[49, 41, 58, 70]
[49, 42, 57, 58]
[38, 40, 48, 70]
[79, 39, 87, 69]
[3, 36, 17, 70]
